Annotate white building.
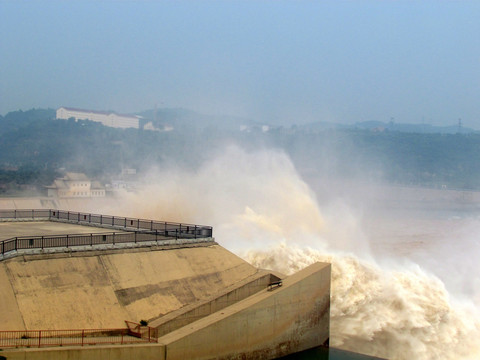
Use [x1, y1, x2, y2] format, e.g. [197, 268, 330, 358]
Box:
[56, 107, 139, 129]
[46, 172, 106, 198]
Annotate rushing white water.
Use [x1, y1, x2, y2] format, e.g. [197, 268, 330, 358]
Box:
[108, 145, 480, 360]
[245, 245, 480, 360]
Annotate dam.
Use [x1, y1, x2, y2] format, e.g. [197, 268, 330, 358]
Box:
[0, 209, 331, 360]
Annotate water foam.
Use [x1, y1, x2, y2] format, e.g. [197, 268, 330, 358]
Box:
[245, 244, 480, 359]
[109, 145, 480, 359]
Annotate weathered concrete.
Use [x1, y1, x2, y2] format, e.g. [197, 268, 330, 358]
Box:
[0, 207, 332, 359]
[0, 245, 258, 330]
[0, 221, 121, 241]
[0, 262, 330, 360]
[0, 265, 26, 330]
[0, 343, 165, 360]
[0, 197, 56, 210]
[160, 262, 331, 360]
[152, 271, 281, 336]
[0, 197, 110, 211]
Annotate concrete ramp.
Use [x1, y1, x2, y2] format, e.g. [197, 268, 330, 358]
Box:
[159, 262, 331, 360]
[151, 270, 282, 336]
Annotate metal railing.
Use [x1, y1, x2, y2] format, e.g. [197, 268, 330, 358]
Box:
[0, 209, 213, 259]
[125, 321, 158, 342]
[0, 326, 157, 348]
[1, 231, 169, 256]
[0, 209, 213, 238]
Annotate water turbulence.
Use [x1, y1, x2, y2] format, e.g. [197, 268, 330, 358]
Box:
[111, 146, 480, 360]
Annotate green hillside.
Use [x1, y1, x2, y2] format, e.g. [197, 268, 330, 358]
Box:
[1, 108, 479, 194]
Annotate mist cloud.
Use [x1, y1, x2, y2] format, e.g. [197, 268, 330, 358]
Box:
[101, 144, 480, 359]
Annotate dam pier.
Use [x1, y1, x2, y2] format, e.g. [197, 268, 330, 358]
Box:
[0, 209, 330, 360]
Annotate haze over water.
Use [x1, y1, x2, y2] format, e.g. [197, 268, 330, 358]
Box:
[101, 146, 480, 360]
[2, 1, 480, 358]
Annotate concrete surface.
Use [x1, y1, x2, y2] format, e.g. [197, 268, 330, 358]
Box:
[0, 203, 332, 359]
[152, 271, 279, 336]
[160, 262, 331, 360]
[0, 221, 122, 241]
[0, 197, 110, 211]
[0, 245, 258, 330]
[0, 343, 165, 360]
[0, 262, 330, 360]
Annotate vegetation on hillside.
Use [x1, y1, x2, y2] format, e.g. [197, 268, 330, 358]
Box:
[0, 108, 479, 195]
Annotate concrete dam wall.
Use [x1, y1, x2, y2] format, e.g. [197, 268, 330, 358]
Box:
[0, 210, 331, 359]
[1, 261, 330, 360]
[0, 245, 258, 330]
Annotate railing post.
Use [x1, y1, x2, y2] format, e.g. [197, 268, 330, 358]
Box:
[41, 236, 44, 249]
[113, 232, 115, 245]
[38, 330, 42, 348]
[90, 234, 93, 246]
[134, 232, 137, 243]
[100, 215, 102, 225]
[32, 209, 34, 219]
[195, 225, 197, 239]
[15, 237, 17, 251]
[66, 234, 69, 248]
[124, 217, 127, 228]
[82, 329, 85, 346]
[14, 209, 17, 219]
[150, 220, 153, 231]
[89, 213, 91, 223]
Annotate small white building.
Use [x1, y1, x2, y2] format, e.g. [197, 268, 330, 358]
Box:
[56, 107, 139, 129]
[46, 172, 106, 198]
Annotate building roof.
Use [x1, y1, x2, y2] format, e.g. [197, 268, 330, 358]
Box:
[58, 107, 139, 120]
[53, 179, 68, 189]
[91, 181, 105, 190]
[47, 173, 91, 189]
[64, 172, 89, 181]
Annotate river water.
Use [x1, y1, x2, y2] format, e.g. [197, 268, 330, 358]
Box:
[106, 146, 480, 360]
[243, 181, 480, 360]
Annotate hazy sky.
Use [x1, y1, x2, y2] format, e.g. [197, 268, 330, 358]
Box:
[1, 1, 479, 127]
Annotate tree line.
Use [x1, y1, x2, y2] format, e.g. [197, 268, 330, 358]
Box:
[1, 108, 479, 195]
